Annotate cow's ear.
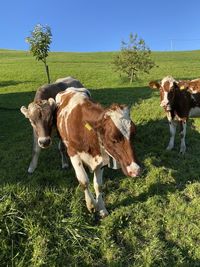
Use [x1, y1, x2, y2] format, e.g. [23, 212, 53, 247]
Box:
[177, 81, 189, 90]
[149, 81, 160, 90]
[48, 98, 57, 111]
[20, 106, 29, 118]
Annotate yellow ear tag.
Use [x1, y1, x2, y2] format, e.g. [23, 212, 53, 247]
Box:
[180, 85, 185, 90]
[85, 123, 93, 131]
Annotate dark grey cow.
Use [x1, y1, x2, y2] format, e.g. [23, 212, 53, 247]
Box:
[20, 77, 84, 173]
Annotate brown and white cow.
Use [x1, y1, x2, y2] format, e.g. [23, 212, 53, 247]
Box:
[149, 76, 200, 153]
[178, 78, 200, 93]
[20, 77, 85, 173]
[56, 87, 140, 217]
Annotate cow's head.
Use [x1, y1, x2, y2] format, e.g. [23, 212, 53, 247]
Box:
[177, 79, 200, 94]
[149, 76, 179, 111]
[97, 104, 140, 177]
[20, 98, 56, 148]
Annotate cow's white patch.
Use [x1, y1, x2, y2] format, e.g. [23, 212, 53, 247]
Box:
[167, 121, 177, 150]
[79, 151, 103, 172]
[180, 122, 186, 154]
[56, 88, 90, 131]
[93, 166, 109, 217]
[191, 78, 200, 82]
[189, 107, 200, 117]
[55, 76, 72, 83]
[190, 89, 198, 94]
[106, 107, 131, 139]
[70, 154, 88, 184]
[56, 87, 90, 105]
[160, 91, 169, 107]
[63, 139, 69, 147]
[126, 161, 140, 177]
[70, 154, 97, 212]
[161, 76, 176, 88]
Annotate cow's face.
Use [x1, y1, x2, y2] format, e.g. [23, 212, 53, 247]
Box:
[100, 104, 140, 177]
[20, 98, 56, 148]
[149, 76, 178, 111]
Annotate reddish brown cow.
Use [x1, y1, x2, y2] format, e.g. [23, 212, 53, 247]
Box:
[178, 78, 200, 93]
[56, 87, 140, 217]
[149, 76, 200, 153]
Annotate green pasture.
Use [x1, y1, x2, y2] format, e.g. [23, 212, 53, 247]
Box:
[1, 49, 200, 266]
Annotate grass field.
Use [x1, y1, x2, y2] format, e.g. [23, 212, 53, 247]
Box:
[1, 49, 200, 266]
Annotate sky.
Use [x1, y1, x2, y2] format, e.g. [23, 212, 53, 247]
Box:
[1, 0, 200, 52]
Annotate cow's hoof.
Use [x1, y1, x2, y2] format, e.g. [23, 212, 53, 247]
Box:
[179, 148, 186, 154]
[99, 209, 109, 218]
[86, 203, 97, 214]
[166, 146, 173, 151]
[62, 163, 69, 169]
[28, 167, 35, 174]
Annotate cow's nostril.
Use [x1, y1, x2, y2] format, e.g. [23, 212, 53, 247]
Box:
[129, 168, 141, 177]
[38, 137, 51, 148]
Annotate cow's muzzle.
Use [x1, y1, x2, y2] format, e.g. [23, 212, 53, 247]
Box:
[38, 136, 52, 148]
[125, 162, 141, 177]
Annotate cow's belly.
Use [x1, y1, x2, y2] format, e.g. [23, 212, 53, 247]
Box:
[189, 107, 200, 117]
[79, 152, 104, 172]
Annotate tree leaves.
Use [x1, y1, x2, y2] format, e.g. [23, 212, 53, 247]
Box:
[113, 33, 156, 83]
[26, 24, 52, 83]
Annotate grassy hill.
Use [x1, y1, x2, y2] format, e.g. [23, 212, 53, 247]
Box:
[1, 49, 200, 266]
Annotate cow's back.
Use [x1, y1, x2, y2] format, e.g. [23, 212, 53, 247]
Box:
[55, 76, 84, 88]
[34, 77, 84, 101]
[34, 83, 66, 101]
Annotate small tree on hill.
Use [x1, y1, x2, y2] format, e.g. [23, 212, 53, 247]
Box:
[26, 24, 52, 84]
[113, 33, 156, 83]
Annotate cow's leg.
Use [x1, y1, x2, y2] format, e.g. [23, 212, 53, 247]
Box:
[28, 130, 41, 173]
[58, 140, 69, 169]
[166, 120, 177, 151]
[93, 166, 108, 218]
[70, 155, 97, 213]
[180, 121, 187, 154]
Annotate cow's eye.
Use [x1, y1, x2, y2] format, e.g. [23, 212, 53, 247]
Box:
[112, 139, 118, 144]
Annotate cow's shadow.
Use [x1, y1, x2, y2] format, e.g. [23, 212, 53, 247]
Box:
[90, 86, 152, 106]
[0, 80, 34, 88]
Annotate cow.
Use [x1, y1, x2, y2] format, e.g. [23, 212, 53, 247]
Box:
[20, 77, 84, 173]
[178, 78, 200, 93]
[55, 87, 141, 218]
[149, 76, 200, 153]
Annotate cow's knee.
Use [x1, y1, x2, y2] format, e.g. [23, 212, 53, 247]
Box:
[79, 180, 89, 190]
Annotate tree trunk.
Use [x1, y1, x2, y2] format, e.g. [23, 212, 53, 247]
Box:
[130, 69, 134, 84]
[44, 62, 51, 84]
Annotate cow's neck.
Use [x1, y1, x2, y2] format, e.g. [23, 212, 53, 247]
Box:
[173, 90, 191, 119]
[83, 101, 104, 127]
[83, 101, 120, 169]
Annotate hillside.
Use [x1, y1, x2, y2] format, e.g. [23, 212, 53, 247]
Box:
[1, 49, 200, 266]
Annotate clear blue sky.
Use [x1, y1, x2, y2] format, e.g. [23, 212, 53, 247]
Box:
[1, 0, 200, 52]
